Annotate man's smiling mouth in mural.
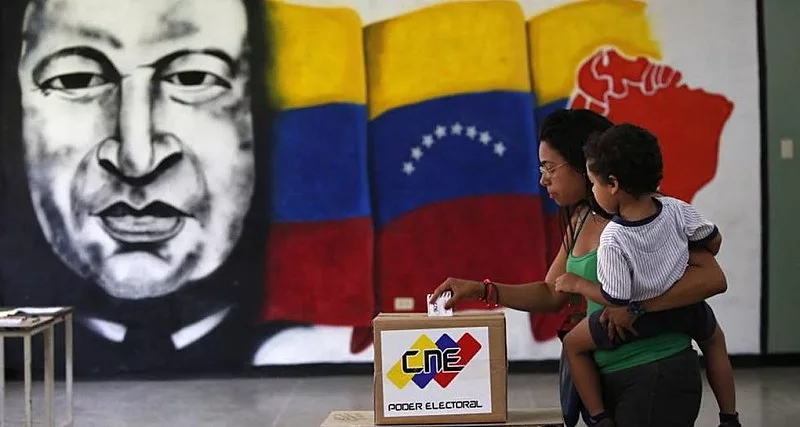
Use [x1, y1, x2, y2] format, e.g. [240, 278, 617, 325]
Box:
[95, 201, 189, 244]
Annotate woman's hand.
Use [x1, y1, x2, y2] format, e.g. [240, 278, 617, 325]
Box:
[429, 277, 484, 310]
[600, 306, 639, 342]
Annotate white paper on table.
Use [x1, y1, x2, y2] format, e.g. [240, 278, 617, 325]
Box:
[0, 318, 24, 327]
[16, 307, 65, 315]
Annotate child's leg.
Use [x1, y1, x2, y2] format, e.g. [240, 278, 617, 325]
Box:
[698, 325, 740, 425]
[685, 302, 740, 426]
[563, 317, 610, 425]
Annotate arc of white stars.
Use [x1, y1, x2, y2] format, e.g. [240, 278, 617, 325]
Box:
[401, 122, 508, 175]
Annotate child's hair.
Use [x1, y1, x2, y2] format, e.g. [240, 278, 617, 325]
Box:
[583, 123, 663, 198]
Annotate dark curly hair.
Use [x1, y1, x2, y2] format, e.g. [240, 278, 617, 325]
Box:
[583, 123, 663, 198]
[538, 109, 613, 251]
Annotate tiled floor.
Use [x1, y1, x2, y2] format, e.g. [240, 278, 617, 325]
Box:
[1, 367, 798, 426]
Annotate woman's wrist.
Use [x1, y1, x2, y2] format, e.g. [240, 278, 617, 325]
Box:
[480, 279, 500, 307]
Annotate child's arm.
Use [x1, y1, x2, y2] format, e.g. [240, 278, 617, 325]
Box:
[699, 231, 722, 255]
[574, 277, 614, 307]
[554, 234, 631, 307]
[678, 198, 722, 255]
[596, 243, 633, 307]
[554, 272, 611, 306]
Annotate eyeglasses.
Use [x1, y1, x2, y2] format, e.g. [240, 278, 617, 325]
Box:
[539, 162, 567, 178]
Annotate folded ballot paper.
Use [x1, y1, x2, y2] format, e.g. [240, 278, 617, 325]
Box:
[426, 291, 453, 317]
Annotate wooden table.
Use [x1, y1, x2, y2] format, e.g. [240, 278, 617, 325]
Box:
[0, 307, 74, 427]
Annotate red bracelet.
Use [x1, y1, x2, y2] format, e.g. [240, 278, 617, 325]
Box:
[483, 279, 499, 308]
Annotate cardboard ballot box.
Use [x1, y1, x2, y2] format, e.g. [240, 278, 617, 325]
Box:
[372, 312, 507, 425]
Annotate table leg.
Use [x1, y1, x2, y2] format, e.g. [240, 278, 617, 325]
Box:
[64, 314, 73, 427]
[0, 336, 5, 427]
[44, 327, 55, 427]
[23, 335, 32, 427]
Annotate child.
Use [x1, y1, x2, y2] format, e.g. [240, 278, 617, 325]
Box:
[556, 123, 740, 427]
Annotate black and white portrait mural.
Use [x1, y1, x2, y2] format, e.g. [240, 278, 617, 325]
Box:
[19, 0, 254, 299]
[18, 0, 256, 301]
[0, 0, 276, 375]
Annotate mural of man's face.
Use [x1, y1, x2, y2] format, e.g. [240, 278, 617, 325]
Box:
[17, 0, 255, 299]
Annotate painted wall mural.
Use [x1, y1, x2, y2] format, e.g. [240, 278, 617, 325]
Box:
[0, 0, 270, 374]
[0, 0, 761, 375]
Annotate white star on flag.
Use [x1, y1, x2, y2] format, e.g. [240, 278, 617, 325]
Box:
[435, 125, 447, 139]
[494, 142, 506, 157]
[403, 162, 415, 175]
[451, 123, 463, 135]
[466, 126, 477, 139]
[422, 134, 434, 148]
[479, 131, 492, 145]
[411, 146, 423, 160]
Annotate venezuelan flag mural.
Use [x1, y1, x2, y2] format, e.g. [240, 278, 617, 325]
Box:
[365, 1, 554, 334]
[255, 0, 760, 366]
[262, 2, 375, 330]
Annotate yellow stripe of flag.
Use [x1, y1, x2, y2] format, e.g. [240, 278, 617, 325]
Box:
[364, 0, 530, 120]
[266, 1, 366, 109]
[527, 0, 662, 105]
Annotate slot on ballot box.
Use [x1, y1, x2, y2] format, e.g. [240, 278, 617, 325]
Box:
[372, 312, 507, 425]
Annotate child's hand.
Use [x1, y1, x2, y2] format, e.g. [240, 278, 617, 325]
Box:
[555, 272, 585, 294]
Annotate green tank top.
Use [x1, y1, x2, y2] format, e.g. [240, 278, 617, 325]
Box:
[565, 211, 691, 374]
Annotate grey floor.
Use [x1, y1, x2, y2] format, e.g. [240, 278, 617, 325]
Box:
[1, 367, 798, 426]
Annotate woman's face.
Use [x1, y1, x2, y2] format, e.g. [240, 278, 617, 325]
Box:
[538, 141, 587, 207]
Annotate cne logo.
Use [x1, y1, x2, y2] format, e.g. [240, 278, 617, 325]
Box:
[386, 332, 482, 390]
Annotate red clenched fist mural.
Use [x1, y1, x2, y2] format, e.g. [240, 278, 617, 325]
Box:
[569, 48, 735, 202]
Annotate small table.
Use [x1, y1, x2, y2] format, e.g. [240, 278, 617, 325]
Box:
[0, 307, 74, 427]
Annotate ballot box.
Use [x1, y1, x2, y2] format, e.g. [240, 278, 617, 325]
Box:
[372, 312, 508, 425]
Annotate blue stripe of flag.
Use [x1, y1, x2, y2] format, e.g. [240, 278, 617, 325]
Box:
[271, 103, 371, 222]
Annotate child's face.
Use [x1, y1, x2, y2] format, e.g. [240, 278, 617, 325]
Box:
[586, 163, 619, 214]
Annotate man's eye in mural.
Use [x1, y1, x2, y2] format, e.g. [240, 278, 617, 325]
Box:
[31, 47, 119, 98]
[163, 71, 230, 89]
[158, 52, 234, 104]
[41, 72, 110, 91]
[161, 70, 230, 104]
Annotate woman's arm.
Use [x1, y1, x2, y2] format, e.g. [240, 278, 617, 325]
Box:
[430, 244, 571, 313]
[641, 248, 727, 312]
[493, 243, 571, 313]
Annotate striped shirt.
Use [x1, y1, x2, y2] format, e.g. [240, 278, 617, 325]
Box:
[597, 196, 719, 305]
